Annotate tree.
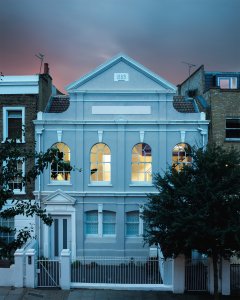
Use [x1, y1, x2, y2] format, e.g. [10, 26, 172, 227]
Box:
[0, 138, 72, 259]
[142, 144, 240, 299]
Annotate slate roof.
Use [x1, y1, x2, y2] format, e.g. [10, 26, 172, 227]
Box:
[46, 95, 70, 113]
[46, 95, 202, 114]
[173, 96, 197, 113]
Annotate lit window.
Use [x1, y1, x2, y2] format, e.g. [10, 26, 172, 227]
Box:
[85, 211, 98, 235]
[51, 143, 71, 181]
[226, 119, 240, 140]
[90, 143, 111, 182]
[0, 217, 15, 244]
[3, 107, 25, 142]
[131, 143, 152, 182]
[103, 211, 116, 235]
[126, 211, 139, 236]
[218, 77, 237, 89]
[172, 143, 192, 171]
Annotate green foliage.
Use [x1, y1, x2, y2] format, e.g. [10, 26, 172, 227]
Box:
[142, 144, 240, 259]
[0, 138, 72, 259]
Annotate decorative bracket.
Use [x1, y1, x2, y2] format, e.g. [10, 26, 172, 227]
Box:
[180, 131, 186, 143]
[98, 130, 103, 143]
[140, 131, 144, 143]
[57, 130, 62, 142]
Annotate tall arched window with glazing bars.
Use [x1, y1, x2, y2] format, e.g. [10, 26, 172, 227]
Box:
[90, 143, 111, 182]
[131, 143, 152, 182]
[172, 143, 192, 171]
[51, 142, 71, 181]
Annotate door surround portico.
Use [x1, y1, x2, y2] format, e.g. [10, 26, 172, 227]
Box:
[42, 189, 76, 259]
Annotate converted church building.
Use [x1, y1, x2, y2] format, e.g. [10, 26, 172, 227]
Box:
[34, 54, 208, 258]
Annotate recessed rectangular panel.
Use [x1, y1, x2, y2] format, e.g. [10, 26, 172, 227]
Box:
[54, 219, 59, 257]
[92, 106, 151, 114]
[63, 219, 67, 249]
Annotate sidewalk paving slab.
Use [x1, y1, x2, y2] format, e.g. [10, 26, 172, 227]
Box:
[0, 287, 239, 300]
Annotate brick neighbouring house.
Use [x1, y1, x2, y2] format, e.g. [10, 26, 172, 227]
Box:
[0, 63, 60, 240]
[177, 65, 240, 150]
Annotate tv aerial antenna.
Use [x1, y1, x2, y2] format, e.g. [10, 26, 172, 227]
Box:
[182, 61, 196, 77]
[35, 53, 44, 73]
[182, 61, 196, 97]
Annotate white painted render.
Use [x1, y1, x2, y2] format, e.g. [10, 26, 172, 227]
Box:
[92, 105, 151, 114]
[0, 75, 39, 94]
[34, 54, 209, 259]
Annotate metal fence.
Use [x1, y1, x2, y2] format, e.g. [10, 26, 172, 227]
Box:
[185, 259, 209, 291]
[37, 259, 60, 287]
[230, 264, 240, 295]
[71, 256, 162, 284]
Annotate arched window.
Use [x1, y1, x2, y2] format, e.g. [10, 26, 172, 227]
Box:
[51, 142, 71, 181]
[131, 143, 152, 182]
[90, 143, 111, 182]
[172, 143, 192, 171]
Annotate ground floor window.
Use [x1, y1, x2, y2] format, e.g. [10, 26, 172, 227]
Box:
[85, 208, 116, 237]
[0, 217, 15, 244]
[126, 211, 140, 236]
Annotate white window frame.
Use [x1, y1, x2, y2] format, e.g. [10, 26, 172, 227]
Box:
[172, 143, 192, 172]
[0, 217, 15, 244]
[225, 118, 240, 141]
[131, 143, 152, 184]
[217, 77, 238, 89]
[125, 210, 144, 237]
[3, 158, 26, 195]
[90, 143, 111, 184]
[50, 142, 71, 184]
[3, 107, 25, 143]
[85, 204, 116, 238]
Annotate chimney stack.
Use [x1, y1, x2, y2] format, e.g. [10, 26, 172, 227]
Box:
[43, 63, 49, 74]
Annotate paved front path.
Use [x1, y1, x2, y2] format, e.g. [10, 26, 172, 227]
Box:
[0, 287, 239, 300]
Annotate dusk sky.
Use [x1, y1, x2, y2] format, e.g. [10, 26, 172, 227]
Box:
[1, 0, 240, 93]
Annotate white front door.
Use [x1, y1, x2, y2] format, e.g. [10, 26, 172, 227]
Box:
[51, 216, 71, 258]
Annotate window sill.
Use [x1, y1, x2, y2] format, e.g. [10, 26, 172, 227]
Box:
[88, 183, 112, 187]
[48, 182, 72, 186]
[129, 183, 154, 187]
[225, 138, 240, 142]
[2, 140, 25, 144]
[13, 191, 26, 195]
[85, 235, 116, 240]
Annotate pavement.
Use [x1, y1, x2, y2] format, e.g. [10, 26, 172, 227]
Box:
[0, 287, 239, 300]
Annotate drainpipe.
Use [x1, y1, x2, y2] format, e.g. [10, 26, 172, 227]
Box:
[36, 126, 43, 256]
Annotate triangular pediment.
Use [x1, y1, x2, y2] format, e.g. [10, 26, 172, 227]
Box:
[43, 189, 76, 206]
[66, 53, 176, 93]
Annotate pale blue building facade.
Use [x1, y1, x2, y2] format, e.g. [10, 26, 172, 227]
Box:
[34, 54, 208, 259]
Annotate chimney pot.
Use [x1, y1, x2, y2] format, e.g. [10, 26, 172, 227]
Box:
[43, 63, 49, 74]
